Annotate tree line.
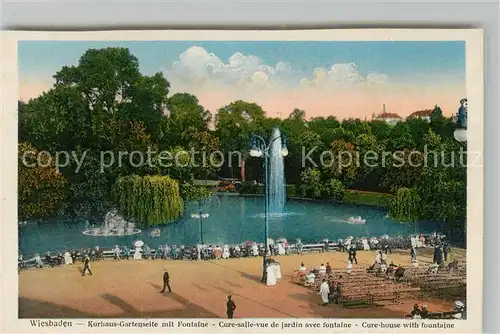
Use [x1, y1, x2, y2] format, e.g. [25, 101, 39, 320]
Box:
[18, 47, 466, 240]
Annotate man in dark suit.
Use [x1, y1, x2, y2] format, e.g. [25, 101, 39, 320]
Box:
[160, 269, 172, 293]
[394, 266, 405, 281]
[226, 295, 236, 319]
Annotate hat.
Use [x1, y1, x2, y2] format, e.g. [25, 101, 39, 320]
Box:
[422, 304, 428, 308]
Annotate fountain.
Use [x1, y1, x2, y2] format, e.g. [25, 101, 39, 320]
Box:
[82, 209, 142, 236]
[267, 127, 286, 215]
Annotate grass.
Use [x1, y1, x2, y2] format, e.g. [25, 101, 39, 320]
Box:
[343, 189, 393, 208]
[196, 180, 392, 208]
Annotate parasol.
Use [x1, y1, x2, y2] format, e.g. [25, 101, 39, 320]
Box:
[133, 240, 144, 247]
[276, 237, 287, 243]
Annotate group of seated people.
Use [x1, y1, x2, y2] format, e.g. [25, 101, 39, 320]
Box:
[406, 301, 466, 320]
[294, 262, 333, 286]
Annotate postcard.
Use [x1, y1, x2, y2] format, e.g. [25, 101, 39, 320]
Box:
[1, 29, 483, 333]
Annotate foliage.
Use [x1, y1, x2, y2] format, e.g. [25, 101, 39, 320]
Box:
[298, 168, 323, 198]
[323, 140, 358, 185]
[111, 175, 183, 227]
[18, 142, 68, 219]
[180, 182, 213, 202]
[380, 149, 425, 193]
[323, 178, 347, 201]
[343, 190, 392, 207]
[388, 187, 420, 222]
[165, 93, 211, 147]
[240, 181, 261, 194]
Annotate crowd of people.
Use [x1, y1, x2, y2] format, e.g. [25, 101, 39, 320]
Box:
[18, 232, 450, 273]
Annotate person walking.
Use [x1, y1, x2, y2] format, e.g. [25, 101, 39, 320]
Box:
[226, 295, 236, 319]
[82, 255, 92, 276]
[160, 269, 172, 293]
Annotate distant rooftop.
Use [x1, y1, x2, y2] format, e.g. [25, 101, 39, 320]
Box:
[407, 109, 433, 119]
[376, 112, 402, 119]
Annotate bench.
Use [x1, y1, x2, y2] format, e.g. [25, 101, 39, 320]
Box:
[341, 294, 373, 308]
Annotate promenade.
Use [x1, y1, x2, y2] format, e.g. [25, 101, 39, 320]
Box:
[19, 249, 460, 319]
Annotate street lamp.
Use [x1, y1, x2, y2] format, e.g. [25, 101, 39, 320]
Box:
[454, 98, 467, 143]
[249, 129, 288, 283]
[191, 201, 210, 245]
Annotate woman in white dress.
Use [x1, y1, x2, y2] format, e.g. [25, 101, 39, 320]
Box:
[318, 279, 330, 305]
[222, 245, 230, 259]
[63, 251, 73, 265]
[274, 261, 282, 281]
[251, 243, 259, 256]
[362, 238, 370, 251]
[34, 254, 43, 268]
[266, 263, 277, 286]
[277, 243, 285, 256]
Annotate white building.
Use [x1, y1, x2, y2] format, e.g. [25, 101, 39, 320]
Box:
[373, 104, 402, 126]
[406, 109, 433, 122]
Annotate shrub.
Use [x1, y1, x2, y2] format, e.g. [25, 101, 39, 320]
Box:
[240, 181, 261, 194]
[323, 178, 346, 201]
[298, 168, 323, 198]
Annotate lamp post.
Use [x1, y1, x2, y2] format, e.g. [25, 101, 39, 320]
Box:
[249, 129, 288, 283]
[454, 98, 467, 143]
[191, 201, 209, 245]
[453, 98, 467, 248]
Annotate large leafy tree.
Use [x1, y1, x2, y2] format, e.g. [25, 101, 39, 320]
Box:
[215, 100, 266, 179]
[18, 142, 68, 219]
[164, 93, 211, 148]
[21, 47, 171, 218]
[416, 129, 466, 239]
[323, 139, 358, 185]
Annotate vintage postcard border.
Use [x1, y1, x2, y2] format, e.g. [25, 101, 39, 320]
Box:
[1, 29, 484, 333]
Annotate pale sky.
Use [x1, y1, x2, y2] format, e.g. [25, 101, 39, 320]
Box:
[19, 41, 466, 119]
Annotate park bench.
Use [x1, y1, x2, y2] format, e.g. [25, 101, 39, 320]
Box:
[370, 290, 399, 305]
[340, 293, 373, 308]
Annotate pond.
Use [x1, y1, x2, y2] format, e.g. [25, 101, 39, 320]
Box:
[18, 195, 437, 255]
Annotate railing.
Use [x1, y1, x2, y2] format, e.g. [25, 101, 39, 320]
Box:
[19, 242, 344, 268]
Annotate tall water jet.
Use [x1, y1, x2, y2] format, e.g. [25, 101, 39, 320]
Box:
[267, 128, 286, 214]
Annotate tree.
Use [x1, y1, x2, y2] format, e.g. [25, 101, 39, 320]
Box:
[388, 187, 420, 222]
[387, 122, 415, 151]
[323, 178, 346, 201]
[429, 105, 454, 139]
[21, 47, 172, 218]
[18, 142, 68, 219]
[190, 130, 222, 182]
[297, 168, 323, 198]
[112, 175, 183, 227]
[164, 93, 211, 148]
[379, 149, 424, 193]
[180, 182, 213, 202]
[215, 100, 266, 179]
[53, 47, 169, 149]
[323, 139, 358, 185]
[350, 133, 385, 191]
[416, 129, 466, 240]
[215, 100, 266, 152]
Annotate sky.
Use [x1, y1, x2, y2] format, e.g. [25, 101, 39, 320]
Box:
[18, 40, 466, 119]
